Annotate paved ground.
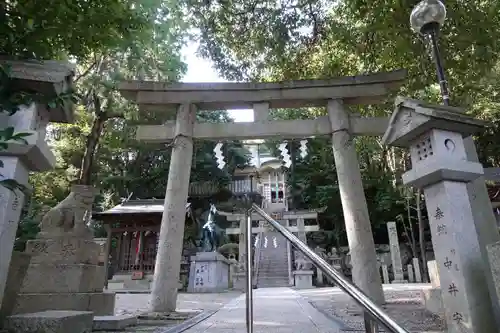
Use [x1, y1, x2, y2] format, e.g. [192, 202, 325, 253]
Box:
[115, 291, 242, 316]
[114, 285, 445, 332]
[181, 287, 344, 333]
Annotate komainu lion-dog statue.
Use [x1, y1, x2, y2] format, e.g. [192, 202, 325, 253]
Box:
[38, 184, 97, 239]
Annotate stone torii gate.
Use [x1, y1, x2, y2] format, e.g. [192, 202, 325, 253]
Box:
[119, 69, 406, 313]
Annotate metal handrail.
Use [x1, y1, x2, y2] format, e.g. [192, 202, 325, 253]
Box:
[250, 204, 409, 333]
[244, 212, 254, 333]
[253, 221, 264, 283]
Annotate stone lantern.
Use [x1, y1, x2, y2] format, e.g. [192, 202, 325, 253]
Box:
[382, 97, 496, 333]
[0, 59, 76, 316]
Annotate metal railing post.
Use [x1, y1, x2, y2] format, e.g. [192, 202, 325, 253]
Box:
[244, 209, 254, 333]
[250, 203, 409, 333]
[364, 312, 378, 333]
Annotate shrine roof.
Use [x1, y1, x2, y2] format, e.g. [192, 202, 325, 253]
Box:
[92, 199, 167, 218]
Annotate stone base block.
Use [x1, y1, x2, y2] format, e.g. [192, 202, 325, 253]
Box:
[187, 252, 229, 293]
[3, 310, 93, 333]
[0, 252, 31, 320]
[427, 260, 440, 288]
[20, 264, 104, 293]
[123, 279, 151, 290]
[25, 237, 100, 265]
[12, 292, 115, 316]
[293, 270, 314, 289]
[93, 315, 137, 331]
[390, 280, 408, 284]
[422, 287, 444, 316]
[232, 272, 246, 291]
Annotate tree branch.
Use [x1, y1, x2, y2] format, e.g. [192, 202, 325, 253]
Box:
[75, 61, 98, 82]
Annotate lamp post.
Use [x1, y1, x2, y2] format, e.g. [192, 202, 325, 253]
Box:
[410, 0, 450, 105]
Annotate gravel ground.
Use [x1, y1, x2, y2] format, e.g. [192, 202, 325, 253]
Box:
[298, 285, 446, 333]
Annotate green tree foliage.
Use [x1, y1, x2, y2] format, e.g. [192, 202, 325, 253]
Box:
[0, 0, 146, 60]
[0, 0, 150, 245]
[14, 0, 250, 249]
[184, 0, 500, 253]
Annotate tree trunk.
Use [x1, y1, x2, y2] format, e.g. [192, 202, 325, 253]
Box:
[78, 110, 107, 185]
[402, 192, 417, 258]
[78, 93, 122, 186]
[417, 189, 429, 282]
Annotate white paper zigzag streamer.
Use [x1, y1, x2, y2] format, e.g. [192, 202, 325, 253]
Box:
[278, 142, 292, 168]
[214, 142, 226, 169]
[299, 139, 308, 159]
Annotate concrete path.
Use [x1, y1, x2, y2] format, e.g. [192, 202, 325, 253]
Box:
[114, 291, 242, 316]
[183, 287, 343, 333]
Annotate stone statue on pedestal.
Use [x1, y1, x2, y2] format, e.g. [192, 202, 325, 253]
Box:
[38, 184, 96, 239]
[199, 204, 225, 252]
[11, 184, 116, 316]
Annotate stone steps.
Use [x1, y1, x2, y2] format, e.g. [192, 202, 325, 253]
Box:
[258, 266, 288, 274]
[256, 277, 290, 287]
[255, 230, 289, 288]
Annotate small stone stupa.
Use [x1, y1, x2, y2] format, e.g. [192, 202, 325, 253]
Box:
[11, 185, 115, 315]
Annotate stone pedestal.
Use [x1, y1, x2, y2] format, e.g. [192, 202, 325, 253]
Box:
[187, 252, 229, 293]
[227, 256, 238, 289]
[383, 98, 497, 333]
[293, 270, 313, 289]
[93, 315, 137, 331]
[0, 252, 31, 321]
[232, 271, 246, 291]
[3, 310, 93, 333]
[10, 185, 115, 316]
[12, 234, 115, 316]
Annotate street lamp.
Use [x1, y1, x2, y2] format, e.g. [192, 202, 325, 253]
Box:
[410, 0, 450, 105]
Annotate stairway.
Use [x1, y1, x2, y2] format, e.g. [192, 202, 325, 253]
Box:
[255, 231, 290, 288]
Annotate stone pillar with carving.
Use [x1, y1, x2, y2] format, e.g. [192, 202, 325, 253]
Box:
[231, 215, 248, 291]
[292, 217, 313, 288]
[0, 59, 75, 313]
[382, 97, 497, 333]
[386, 222, 406, 283]
[238, 216, 247, 268]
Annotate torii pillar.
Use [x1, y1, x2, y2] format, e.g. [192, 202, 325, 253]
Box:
[150, 104, 196, 313]
[328, 99, 384, 304]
